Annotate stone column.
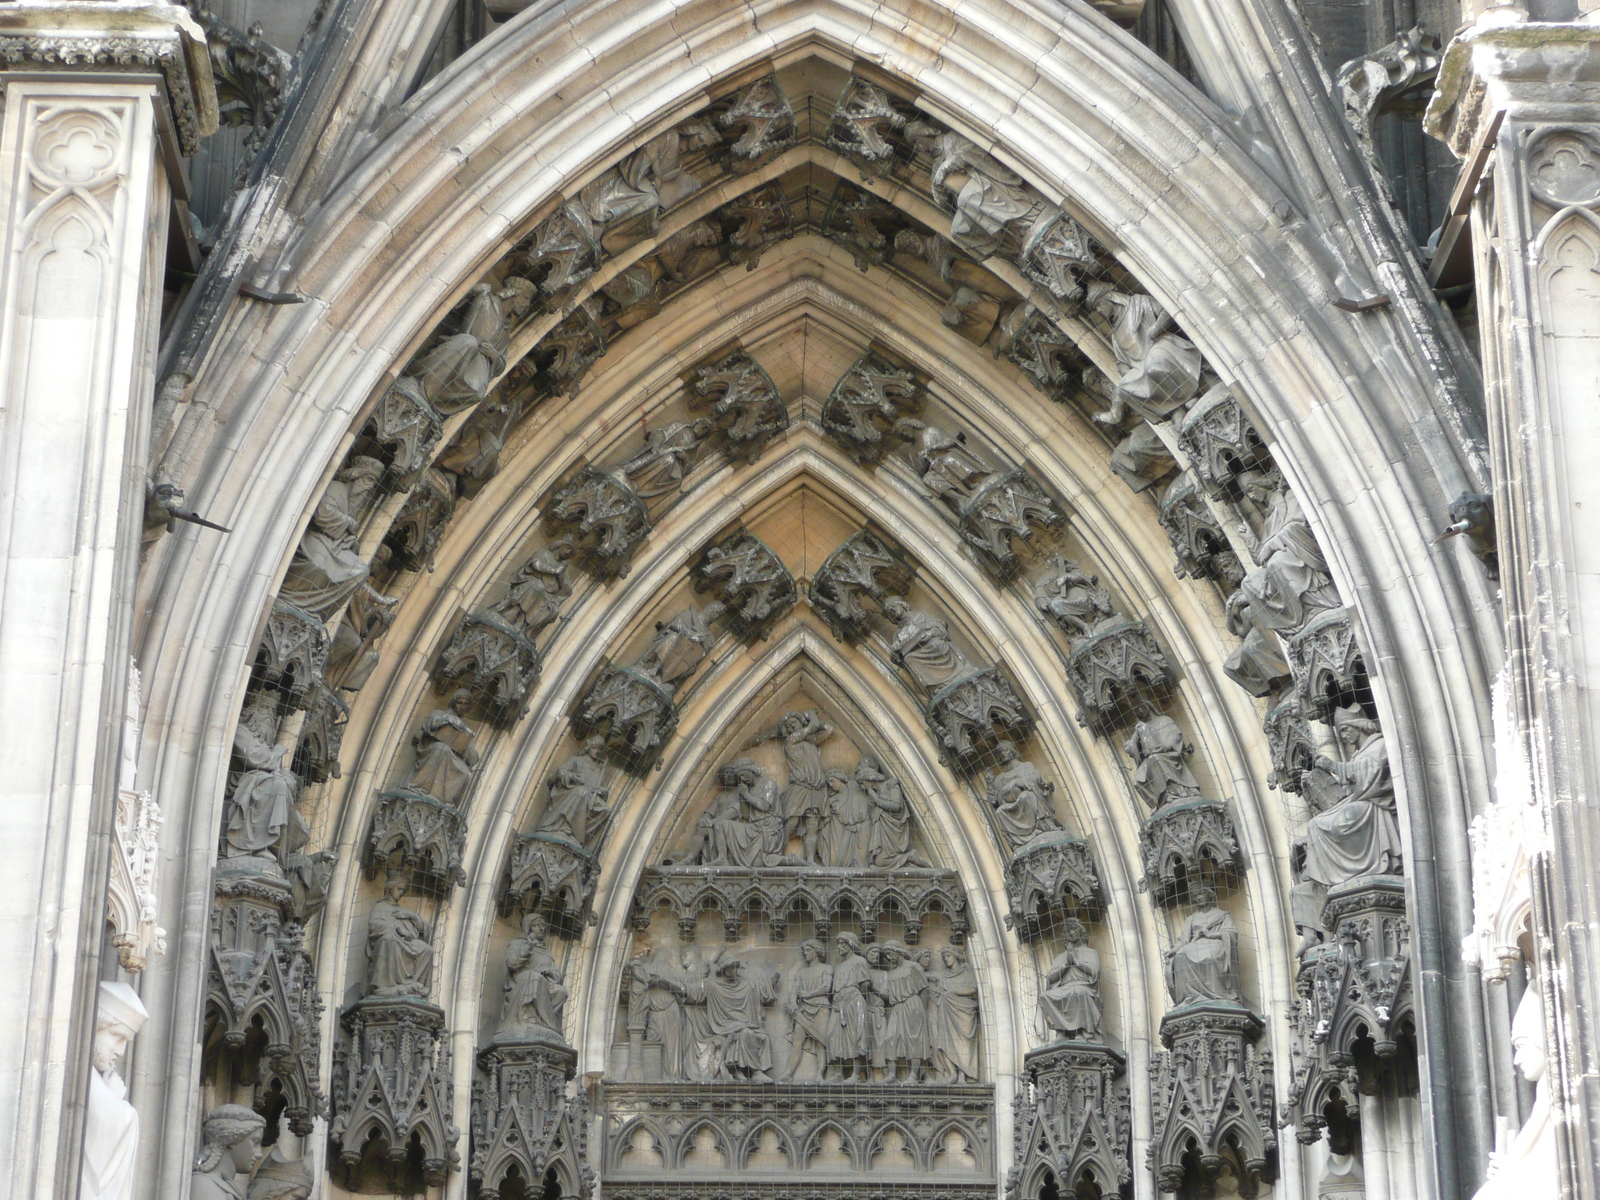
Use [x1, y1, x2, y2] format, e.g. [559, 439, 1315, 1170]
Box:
[1428, 18, 1600, 1200]
[0, 5, 213, 1199]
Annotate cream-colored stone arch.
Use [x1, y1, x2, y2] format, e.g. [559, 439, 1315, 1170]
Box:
[128, 2, 1499, 1196]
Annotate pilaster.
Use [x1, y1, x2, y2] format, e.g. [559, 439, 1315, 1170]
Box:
[0, 4, 213, 1198]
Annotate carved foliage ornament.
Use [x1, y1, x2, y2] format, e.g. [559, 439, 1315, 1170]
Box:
[820, 351, 922, 462]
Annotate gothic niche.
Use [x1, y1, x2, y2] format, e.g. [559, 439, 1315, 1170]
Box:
[503, 736, 613, 933]
[331, 877, 458, 1190]
[810, 530, 1032, 765]
[609, 703, 992, 1198]
[694, 528, 797, 641]
[819, 349, 922, 463]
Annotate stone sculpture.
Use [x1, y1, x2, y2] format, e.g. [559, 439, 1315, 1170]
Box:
[398, 690, 480, 808]
[696, 530, 797, 635]
[619, 418, 715, 499]
[495, 546, 573, 641]
[1010, 1041, 1131, 1199]
[327, 581, 400, 692]
[884, 596, 974, 690]
[827, 76, 907, 170]
[682, 953, 778, 1081]
[819, 352, 921, 462]
[783, 940, 834, 1079]
[532, 736, 611, 848]
[1164, 886, 1241, 1006]
[862, 757, 929, 868]
[245, 1152, 313, 1200]
[906, 121, 1042, 258]
[828, 932, 875, 1081]
[691, 760, 785, 867]
[1238, 473, 1341, 633]
[639, 601, 724, 689]
[821, 766, 871, 867]
[82, 983, 148, 1200]
[718, 76, 795, 164]
[221, 693, 303, 872]
[1124, 714, 1201, 811]
[1039, 919, 1102, 1041]
[983, 740, 1063, 849]
[1085, 282, 1203, 426]
[747, 710, 833, 864]
[1302, 707, 1403, 888]
[1224, 586, 1293, 697]
[498, 913, 568, 1042]
[545, 465, 652, 576]
[190, 1105, 265, 1200]
[1472, 986, 1557, 1200]
[808, 529, 916, 641]
[628, 946, 713, 1081]
[366, 878, 434, 998]
[1034, 556, 1117, 642]
[412, 276, 535, 412]
[690, 350, 787, 458]
[929, 945, 980, 1083]
[279, 456, 383, 619]
[866, 940, 932, 1082]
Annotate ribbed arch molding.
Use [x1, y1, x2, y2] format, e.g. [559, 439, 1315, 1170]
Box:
[132, 1, 1498, 1195]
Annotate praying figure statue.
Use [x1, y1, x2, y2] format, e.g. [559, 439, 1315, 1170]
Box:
[820, 766, 872, 867]
[1124, 714, 1202, 811]
[366, 878, 434, 999]
[189, 1106, 265, 1200]
[1164, 885, 1241, 1006]
[636, 601, 725, 690]
[1039, 918, 1102, 1041]
[497, 913, 568, 1042]
[783, 940, 834, 1079]
[1302, 707, 1403, 887]
[983, 740, 1063, 849]
[399, 690, 480, 807]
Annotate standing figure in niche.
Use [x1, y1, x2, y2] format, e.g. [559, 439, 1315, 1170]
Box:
[1039, 917, 1102, 1041]
[863, 758, 929, 869]
[82, 983, 148, 1200]
[827, 932, 875, 1080]
[1124, 713, 1202, 812]
[983, 740, 1063, 849]
[883, 597, 974, 691]
[619, 418, 715, 498]
[783, 940, 834, 1079]
[1302, 707, 1403, 887]
[279, 456, 384, 619]
[1163, 885, 1240, 1006]
[493, 545, 572, 641]
[366, 878, 434, 998]
[413, 276, 535, 412]
[498, 913, 568, 1041]
[1472, 986, 1557, 1200]
[534, 735, 611, 847]
[400, 690, 479, 807]
[189, 1106, 265, 1200]
[866, 941, 932, 1083]
[637, 601, 724, 691]
[820, 767, 871, 867]
[221, 693, 305, 871]
[748, 710, 833, 863]
[678, 954, 777, 1082]
[928, 946, 981, 1083]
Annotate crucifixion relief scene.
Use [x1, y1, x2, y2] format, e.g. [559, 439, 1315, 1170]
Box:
[5, 2, 1590, 1200]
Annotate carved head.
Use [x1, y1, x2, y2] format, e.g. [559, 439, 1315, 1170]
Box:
[522, 913, 549, 943]
[800, 940, 825, 964]
[717, 957, 742, 980]
[1511, 986, 1548, 1084]
[877, 943, 904, 968]
[1189, 883, 1218, 908]
[585, 735, 608, 759]
[499, 275, 537, 313]
[826, 769, 850, 793]
[1061, 918, 1088, 947]
[718, 763, 742, 788]
[195, 1104, 266, 1175]
[855, 757, 885, 784]
[731, 757, 762, 785]
[942, 946, 966, 969]
[448, 688, 474, 716]
[881, 597, 911, 624]
[835, 932, 863, 959]
[383, 878, 408, 903]
[993, 740, 1019, 765]
[246, 1151, 313, 1200]
[91, 982, 148, 1076]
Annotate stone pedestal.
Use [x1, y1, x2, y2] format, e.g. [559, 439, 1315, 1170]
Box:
[1007, 1041, 1130, 1200]
[0, 4, 214, 1195]
[472, 1036, 591, 1200]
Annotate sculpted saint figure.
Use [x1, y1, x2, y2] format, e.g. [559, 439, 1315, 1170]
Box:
[821, 767, 871, 867]
[280, 456, 383, 619]
[1039, 918, 1102, 1041]
[1472, 986, 1557, 1200]
[1223, 586, 1292, 697]
[905, 122, 1038, 257]
[747, 710, 833, 863]
[866, 941, 932, 1082]
[619, 418, 715, 498]
[1164, 885, 1241, 1006]
[533, 736, 611, 847]
[883, 597, 974, 691]
[81, 983, 148, 1200]
[637, 602, 724, 690]
[827, 932, 875, 1080]
[863, 758, 929, 869]
[693, 760, 784, 867]
[1124, 714, 1202, 811]
[1302, 708, 1403, 887]
[400, 690, 479, 807]
[222, 693, 304, 870]
[928, 946, 981, 1083]
[492, 547, 572, 641]
[366, 879, 434, 998]
[189, 1105, 265, 1200]
[783, 940, 835, 1079]
[677, 954, 778, 1082]
[910, 422, 992, 507]
[1085, 283, 1203, 423]
[983, 740, 1063, 849]
[414, 277, 535, 412]
[1238, 473, 1340, 632]
[628, 946, 712, 1080]
[498, 913, 568, 1041]
[1034, 556, 1117, 641]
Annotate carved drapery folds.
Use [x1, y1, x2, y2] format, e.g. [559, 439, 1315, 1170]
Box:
[1149, 1004, 1277, 1197]
[472, 1040, 592, 1200]
[695, 529, 797, 639]
[365, 694, 481, 889]
[1281, 877, 1413, 1142]
[821, 350, 922, 462]
[1007, 1043, 1130, 1200]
